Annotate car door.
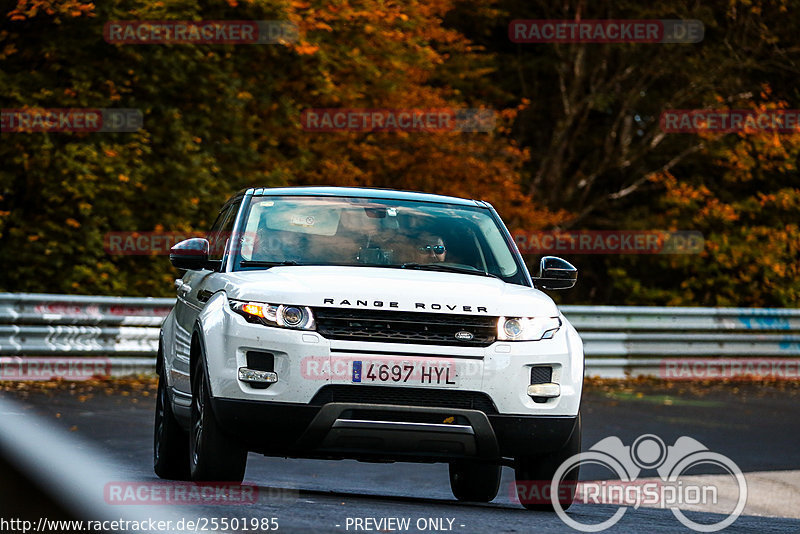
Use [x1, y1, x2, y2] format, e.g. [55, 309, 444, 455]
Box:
[171, 201, 240, 395]
[183, 198, 243, 318]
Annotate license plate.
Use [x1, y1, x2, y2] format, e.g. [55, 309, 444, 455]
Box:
[352, 359, 460, 387]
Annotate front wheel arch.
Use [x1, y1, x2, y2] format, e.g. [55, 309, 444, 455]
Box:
[189, 348, 247, 482]
[156, 337, 164, 375]
[189, 330, 204, 397]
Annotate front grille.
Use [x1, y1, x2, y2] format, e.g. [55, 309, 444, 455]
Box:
[313, 307, 498, 347]
[310, 385, 498, 414]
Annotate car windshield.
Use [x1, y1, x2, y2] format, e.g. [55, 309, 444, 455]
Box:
[232, 195, 524, 283]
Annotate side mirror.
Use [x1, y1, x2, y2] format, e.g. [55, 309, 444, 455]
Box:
[533, 256, 577, 290]
[170, 238, 210, 270]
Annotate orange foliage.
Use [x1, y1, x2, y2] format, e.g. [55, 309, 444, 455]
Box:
[645, 95, 800, 306]
[8, 0, 94, 20]
[280, 0, 565, 230]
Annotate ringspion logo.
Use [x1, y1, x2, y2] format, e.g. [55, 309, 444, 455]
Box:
[548, 435, 747, 532]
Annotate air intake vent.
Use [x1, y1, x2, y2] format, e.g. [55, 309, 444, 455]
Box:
[530, 366, 554, 403]
[246, 351, 274, 389]
[530, 366, 552, 385]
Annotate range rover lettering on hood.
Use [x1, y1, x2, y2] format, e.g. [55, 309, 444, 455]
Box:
[322, 298, 488, 313]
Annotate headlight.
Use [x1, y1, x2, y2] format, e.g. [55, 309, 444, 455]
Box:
[497, 316, 561, 341]
[230, 300, 315, 330]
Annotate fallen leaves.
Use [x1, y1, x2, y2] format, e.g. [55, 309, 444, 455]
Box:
[584, 375, 800, 399]
[0, 375, 159, 399]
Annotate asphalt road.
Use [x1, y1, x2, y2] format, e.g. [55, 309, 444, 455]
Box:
[2, 380, 799, 533]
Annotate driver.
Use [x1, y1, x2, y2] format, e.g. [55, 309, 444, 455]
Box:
[414, 233, 447, 264]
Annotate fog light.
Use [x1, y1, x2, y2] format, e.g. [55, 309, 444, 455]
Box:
[527, 382, 560, 398]
[238, 367, 278, 384]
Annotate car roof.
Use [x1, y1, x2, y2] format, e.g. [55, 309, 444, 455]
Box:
[247, 186, 486, 207]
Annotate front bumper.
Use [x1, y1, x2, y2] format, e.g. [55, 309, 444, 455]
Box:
[201, 304, 584, 417]
[210, 396, 579, 461]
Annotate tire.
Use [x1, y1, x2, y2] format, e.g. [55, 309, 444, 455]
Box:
[153, 355, 191, 480]
[189, 358, 247, 482]
[449, 461, 502, 502]
[514, 413, 582, 511]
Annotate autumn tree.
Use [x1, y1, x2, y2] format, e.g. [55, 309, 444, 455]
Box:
[0, 0, 562, 296]
[442, 0, 800, 305]
[610, 96, 800, 306]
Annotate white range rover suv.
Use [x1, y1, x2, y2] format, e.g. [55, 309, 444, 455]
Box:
[156, 187, 583, 510]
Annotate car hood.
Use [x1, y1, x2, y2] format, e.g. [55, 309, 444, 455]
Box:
[222, 266, 559, 317]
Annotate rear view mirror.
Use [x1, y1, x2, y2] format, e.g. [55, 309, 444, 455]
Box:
[170, 238, 210, 270]
[532, 256, 577, 290]
[364, 207, 387, 218]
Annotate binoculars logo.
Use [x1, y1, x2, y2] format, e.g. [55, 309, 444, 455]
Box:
[553, 434, 747, 532]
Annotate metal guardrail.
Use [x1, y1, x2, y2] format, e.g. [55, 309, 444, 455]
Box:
[565, 305, 800, 357]
[0, 293, 799, 378]
[0, 293, 172, 356]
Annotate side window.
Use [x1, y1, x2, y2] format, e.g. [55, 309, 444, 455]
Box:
[208, 207, 229, 236]
[208, 201, 241, 267]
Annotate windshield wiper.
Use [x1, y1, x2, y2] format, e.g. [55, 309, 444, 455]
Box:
[239, 260, 299, 267]
[400, 263, 501, 280]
